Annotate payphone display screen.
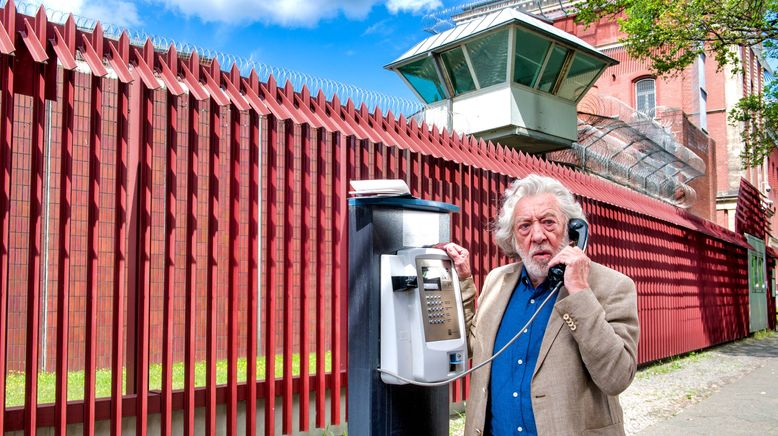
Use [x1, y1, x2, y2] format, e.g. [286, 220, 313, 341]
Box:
[417, 258, 461, 342]
[421, 266, 453, 292]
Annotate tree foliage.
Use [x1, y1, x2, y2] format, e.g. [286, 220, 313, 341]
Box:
[575, 0, 778, 167]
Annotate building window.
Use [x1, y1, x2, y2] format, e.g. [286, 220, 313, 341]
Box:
[635, 78, 656, 118]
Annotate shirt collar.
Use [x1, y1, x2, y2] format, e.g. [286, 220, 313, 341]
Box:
[519, 266, 549, 294]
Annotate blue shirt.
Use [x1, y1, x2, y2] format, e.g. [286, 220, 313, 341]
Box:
[486, 268, 558, 436]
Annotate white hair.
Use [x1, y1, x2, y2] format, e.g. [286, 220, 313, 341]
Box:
[494, 174, 586, 257]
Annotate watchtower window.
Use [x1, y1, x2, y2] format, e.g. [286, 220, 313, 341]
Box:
[513, 27, 551, 87]
[465, 29, 509, 89]
[557, 52, 607, 101]
[398, 58, 447, 104]
[441, 47, 476, 95]
[538, 45, 570, 93]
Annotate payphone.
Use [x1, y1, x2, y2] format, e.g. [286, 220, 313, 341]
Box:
[379, 248, 467, 385]
[348, 193, 458, 436]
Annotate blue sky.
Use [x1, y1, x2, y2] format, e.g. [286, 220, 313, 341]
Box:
[26, 0, 465, 106]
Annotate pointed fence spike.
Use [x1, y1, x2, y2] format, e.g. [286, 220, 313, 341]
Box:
[230, 63, 241, 83]
[210, 57, 221, 75]
[267, 74, 277, 91]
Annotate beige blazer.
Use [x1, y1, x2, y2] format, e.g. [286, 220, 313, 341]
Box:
[461, 261, 639, 436]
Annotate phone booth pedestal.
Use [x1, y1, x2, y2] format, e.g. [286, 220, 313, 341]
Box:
[348, 196, 459, 436]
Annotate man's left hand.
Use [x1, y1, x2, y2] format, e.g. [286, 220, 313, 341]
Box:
[548, 246, 590, 294]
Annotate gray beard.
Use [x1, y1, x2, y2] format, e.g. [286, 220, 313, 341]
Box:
[517, 234, 570, 284]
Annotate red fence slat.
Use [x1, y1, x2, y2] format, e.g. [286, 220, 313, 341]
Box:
[264, 115, 278, 436]
[282, 120, 294, 434]
[23, 49, 46, 436]
[315, 127, 327, 429]
[183, 92, 199, 436]
[205, 97, 220, 435]
[246, 110, 260, 436]
[0, 51, 13, 436]
[54, 66, 74, 436]
[331, 132, 348, 425]
[134, 81, 154, 436]
[161, 91, 178, 436]
[84, 72, 102, 436]
[110, 78, 128, 436]
[226, 102, 240, 436]
[299, 123, 311, 432]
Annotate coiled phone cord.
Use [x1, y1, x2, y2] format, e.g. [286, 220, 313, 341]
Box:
[376, 280, 563, 387]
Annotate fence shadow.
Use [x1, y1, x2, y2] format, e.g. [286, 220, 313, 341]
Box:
[714, 335, 778, 358]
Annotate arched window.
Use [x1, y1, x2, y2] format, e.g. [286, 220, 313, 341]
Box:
[635, 78, 656, 118]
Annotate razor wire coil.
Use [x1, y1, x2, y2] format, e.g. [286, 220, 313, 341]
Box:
[9, 0, 424, 116]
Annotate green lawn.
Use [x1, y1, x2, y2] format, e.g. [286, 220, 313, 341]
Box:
[6, 352, 331, 408]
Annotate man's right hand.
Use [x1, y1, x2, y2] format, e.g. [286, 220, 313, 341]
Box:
[437, 242, 472, 279]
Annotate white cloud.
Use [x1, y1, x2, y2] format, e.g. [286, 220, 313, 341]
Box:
[363, 18, 393, 36]
[25, 0, 443, 30]
[385, 0, 442, 14]
[155, 0, 381, 27]
[81, 1, 141, 27]
[28, 0, 141, 28]
[154, 0, 444, 27]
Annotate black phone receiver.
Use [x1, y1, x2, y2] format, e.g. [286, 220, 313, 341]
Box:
[547, 218, 589, 288]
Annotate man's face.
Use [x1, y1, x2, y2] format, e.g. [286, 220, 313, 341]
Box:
[512, 193, 568, 281]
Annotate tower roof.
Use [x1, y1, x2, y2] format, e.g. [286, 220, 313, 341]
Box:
[386, 8, 614, 69]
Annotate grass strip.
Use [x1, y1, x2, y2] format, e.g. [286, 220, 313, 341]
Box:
[6, 352, 331, 407]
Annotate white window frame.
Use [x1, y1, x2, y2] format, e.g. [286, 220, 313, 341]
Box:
[635, 78, 656, 118]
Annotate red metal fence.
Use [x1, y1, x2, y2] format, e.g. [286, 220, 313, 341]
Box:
[0, 2, 765, 434]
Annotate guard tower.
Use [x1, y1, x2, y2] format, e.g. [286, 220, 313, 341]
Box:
[386, 8, 617, 153]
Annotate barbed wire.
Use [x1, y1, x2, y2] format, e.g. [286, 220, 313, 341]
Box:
[8, 1, 425, 116]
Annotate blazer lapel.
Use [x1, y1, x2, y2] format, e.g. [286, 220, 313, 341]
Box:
[533, 284, 568, 378]
[477, 263, 521, 359]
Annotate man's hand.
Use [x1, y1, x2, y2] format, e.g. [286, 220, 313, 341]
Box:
[548, 246, 590, 293]
[435, 242, 472, 279]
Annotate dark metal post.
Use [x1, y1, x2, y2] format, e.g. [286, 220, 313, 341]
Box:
[348, 196, 458, 436]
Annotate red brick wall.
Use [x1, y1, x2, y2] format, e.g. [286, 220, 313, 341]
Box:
[554, 15, 771, 227]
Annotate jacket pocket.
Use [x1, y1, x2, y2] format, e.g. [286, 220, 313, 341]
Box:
[582, 422, 625, 436]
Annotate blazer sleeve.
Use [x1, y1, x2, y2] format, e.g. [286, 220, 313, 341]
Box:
[553, 272, 640, 396]
[460, 269, 498, 356]
[460, 275, 477, 356]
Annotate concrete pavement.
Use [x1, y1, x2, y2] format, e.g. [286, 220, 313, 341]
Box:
[637, 334, 778, 435]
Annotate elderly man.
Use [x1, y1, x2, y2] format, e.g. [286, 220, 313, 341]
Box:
[444, 174, 639, 436]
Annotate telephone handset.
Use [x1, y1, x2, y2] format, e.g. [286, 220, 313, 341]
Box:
[547, 218, 589, 290]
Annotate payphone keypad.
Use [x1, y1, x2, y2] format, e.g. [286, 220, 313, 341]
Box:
[417, 258, 462, 342]
[426, 295, 445, 324]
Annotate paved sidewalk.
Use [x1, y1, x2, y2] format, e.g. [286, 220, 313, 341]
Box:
[637, 334, 778, 435]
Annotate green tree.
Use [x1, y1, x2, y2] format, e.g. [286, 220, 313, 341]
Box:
[575, 0, 778, 166]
